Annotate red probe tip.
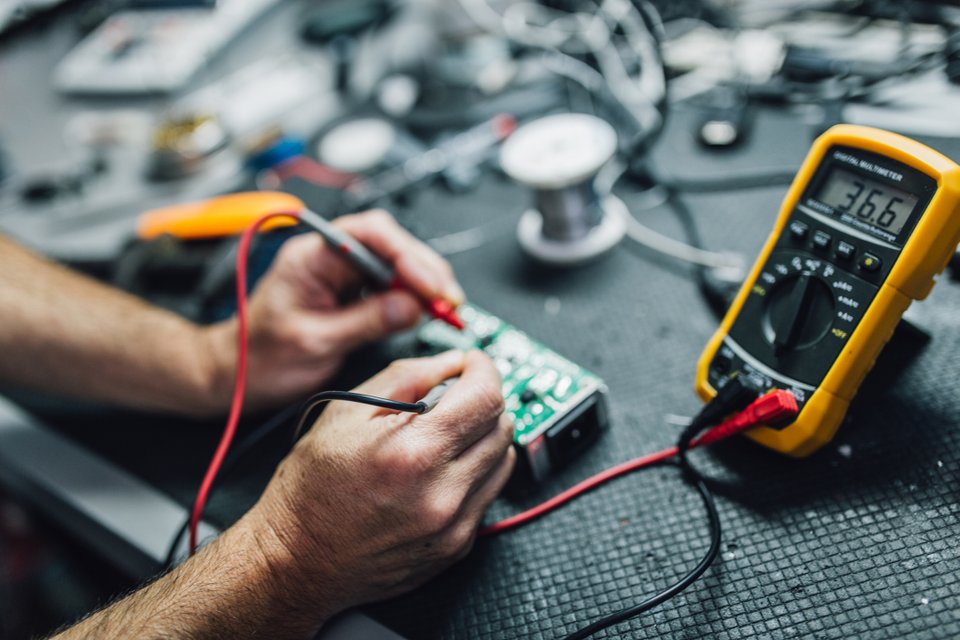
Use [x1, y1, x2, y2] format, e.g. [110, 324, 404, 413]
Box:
[388, 278, 466, 330]
[429, 299, 466, 330]
[493, 114, 518, 139]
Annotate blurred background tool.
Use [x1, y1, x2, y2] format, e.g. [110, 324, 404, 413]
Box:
[341, 112, 517, 210]
[147, 112, 229, 181]
[0, 0, 70, 34]
[53, 0, 284, 94]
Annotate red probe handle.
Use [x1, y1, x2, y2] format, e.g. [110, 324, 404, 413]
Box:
[692, 390, 799, 448]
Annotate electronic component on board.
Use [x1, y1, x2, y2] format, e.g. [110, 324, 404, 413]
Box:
[417, 304, 609, 481]
[697, 124, 960, 456]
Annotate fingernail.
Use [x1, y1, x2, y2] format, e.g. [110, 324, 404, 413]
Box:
[446, 282, 466, 306]
[384, 293, 420, 329]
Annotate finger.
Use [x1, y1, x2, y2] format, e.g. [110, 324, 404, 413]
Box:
[451, 446, 516, 535]
[335, 210, 465, 305]
[270, 229, 388, 301]
[353, 350, 467, 404]
[415, 350, 504, 453]
[409, 446, 515, 572]
[270, 233, 358, 302]
[449, 412, 515, 488]
[311, 290, 421, 352]
[394, 252, 465, 307]
[306, 350, 466, 429]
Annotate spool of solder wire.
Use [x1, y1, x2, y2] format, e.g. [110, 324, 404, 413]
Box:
[500, 113, 625, 265]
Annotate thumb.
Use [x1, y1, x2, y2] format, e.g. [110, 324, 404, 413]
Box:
[320, 290, 421, 351]
[355, 349, 467, 403]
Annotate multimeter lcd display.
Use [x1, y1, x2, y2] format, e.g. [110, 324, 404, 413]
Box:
[816, 167, 918, 235]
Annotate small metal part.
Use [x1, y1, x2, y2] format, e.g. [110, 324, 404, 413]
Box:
[697, 85, 751, 149]
[417, 377, 460, 413]
[554, 376, 573, 400]
[700, 120, 739, 148]
[528, 370, 559, 395]
[147, 112, 229, 181]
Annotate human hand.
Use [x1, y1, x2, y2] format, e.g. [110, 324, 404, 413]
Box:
[240, 349, 515, 634]
[204, 209, 465, 412]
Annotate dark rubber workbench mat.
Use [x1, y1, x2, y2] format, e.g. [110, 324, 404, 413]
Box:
[368, 110, 960, 639]
[38, 106, 960, 639]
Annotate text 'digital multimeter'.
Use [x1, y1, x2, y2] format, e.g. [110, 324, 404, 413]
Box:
[696, 124, 960, 456]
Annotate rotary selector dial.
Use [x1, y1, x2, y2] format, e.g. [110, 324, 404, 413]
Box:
[760, 253, 839, 355]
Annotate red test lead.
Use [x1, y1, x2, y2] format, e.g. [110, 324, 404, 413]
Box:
[189, 212, 297, 554]
[478, 390, 798, 537]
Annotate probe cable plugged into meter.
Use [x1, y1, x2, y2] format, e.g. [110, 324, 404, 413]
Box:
[483, 383, 797, 640]
[188, 212, 798, 638]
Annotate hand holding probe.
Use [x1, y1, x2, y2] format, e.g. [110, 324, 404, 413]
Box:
[298, 208, 465, 330]
[137, 191, 466, 330]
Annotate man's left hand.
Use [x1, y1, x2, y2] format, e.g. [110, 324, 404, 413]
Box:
[203, 209, 465, 411]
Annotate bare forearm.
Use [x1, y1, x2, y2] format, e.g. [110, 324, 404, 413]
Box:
[52, 514, 336, 640]
[0, 236, 233, 415]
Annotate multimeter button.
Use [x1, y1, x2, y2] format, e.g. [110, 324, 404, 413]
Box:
[835, 241, 856, 260]
[789, 220, 809, 240]
[811, 230, 832, 251]
[858, 253, 881, 272]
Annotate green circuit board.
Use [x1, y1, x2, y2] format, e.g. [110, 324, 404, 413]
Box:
[418, 304, 607, 446]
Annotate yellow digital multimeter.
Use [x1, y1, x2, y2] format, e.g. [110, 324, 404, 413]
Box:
[696, 124, 960, 457]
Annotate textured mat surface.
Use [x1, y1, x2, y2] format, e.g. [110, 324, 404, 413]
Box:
[38, 107, 960, 639]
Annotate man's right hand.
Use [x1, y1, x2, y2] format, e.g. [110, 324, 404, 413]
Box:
[242, 349, 516, 634]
